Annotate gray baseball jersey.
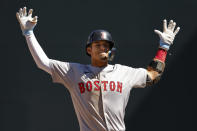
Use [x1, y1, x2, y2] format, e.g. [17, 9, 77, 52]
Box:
[49, 59, 147, 131]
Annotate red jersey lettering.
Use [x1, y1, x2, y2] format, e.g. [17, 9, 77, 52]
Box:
[94, 81, 100, 91]
[117, 82, 122, 93]
[86, 81, 92, 92]
[110, 81, 116, 91]
[101, 81, 108, 91]
[78, 82, 85, 93]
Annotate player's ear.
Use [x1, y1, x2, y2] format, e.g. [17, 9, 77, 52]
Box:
[87, 46, 92, 56]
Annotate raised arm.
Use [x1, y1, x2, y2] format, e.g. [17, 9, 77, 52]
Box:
[146, 19, 180, 85]
[16, 7, 52, 75]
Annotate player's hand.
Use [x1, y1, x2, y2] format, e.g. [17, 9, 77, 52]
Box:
[154, 19, 180, 50]
[16, 7, 38, 35]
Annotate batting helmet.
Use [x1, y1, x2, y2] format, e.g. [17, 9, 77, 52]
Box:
[86, 29, 115, 56]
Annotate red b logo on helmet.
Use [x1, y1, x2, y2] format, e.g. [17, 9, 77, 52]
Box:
[101, 32, 107, 39]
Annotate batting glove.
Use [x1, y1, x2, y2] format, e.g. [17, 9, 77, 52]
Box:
[154, 19, 180, 51]
[16, 7, 38, 35]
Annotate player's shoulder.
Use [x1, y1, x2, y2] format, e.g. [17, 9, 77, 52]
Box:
[49, 59, 85, 69]
[114, 63, 133, 69]
[114, 64, 146, 72]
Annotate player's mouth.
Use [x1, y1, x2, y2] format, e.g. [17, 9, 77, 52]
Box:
[100, 52, 108, 56]
[99, 52, 108, 60]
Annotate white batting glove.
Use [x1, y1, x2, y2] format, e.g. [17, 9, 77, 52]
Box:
[154, 19, 180, 50]
[16, 7, 38, 35]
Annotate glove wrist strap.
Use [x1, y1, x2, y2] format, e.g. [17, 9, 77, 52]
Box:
[159, 40, 170, 50]
[23, 30, 33, 36]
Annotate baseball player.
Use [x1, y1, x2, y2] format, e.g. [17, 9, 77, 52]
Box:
[16, 7, 180, 131]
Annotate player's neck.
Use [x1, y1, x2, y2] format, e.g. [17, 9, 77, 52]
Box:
[91, 60, 108, 67]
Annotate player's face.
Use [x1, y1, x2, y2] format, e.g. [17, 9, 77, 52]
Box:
[87, 40, 110, 66]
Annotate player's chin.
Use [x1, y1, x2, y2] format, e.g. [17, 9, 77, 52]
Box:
[99, 53, 108, 61]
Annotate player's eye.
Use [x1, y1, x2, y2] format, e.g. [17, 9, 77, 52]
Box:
[104, 44, 109, 48]
[95, 44, 100, 47]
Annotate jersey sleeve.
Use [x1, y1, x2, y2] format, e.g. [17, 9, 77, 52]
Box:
[129, 68, 147, 88]
[49, 59, 74, 89]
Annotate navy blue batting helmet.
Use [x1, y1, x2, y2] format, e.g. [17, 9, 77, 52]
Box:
[86, 29, 115, 56]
